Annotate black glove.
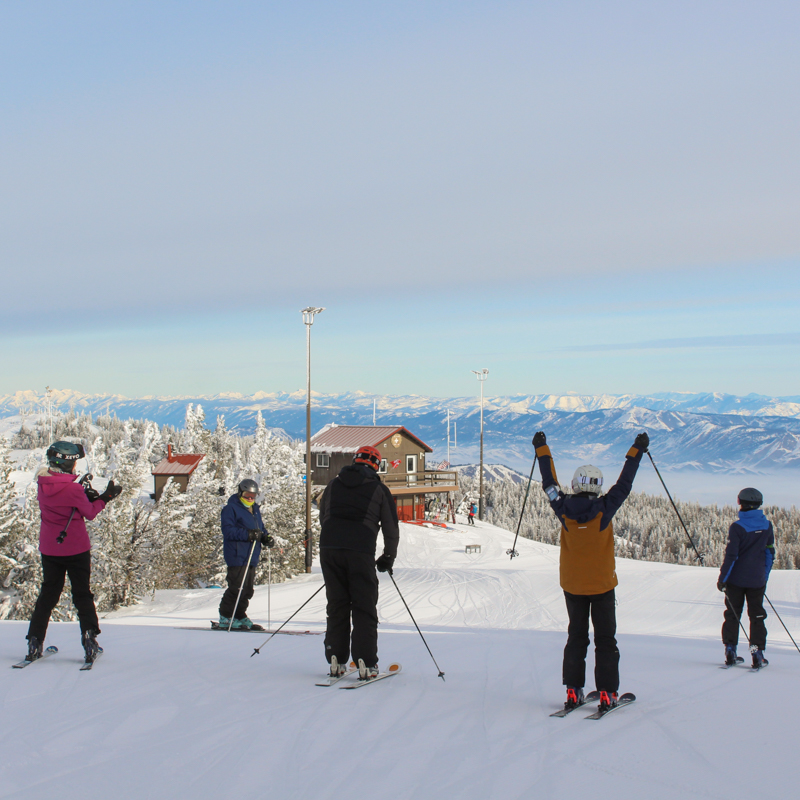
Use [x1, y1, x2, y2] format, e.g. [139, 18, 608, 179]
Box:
[532, 431, 546, 448]
[717, 580, 727, 593]
[634, 432, 649, 453]
[375, 554, 395, 574]
[261, 532, 275, 548]
[248, 528, 260, 543]
[84, 485, 101, 502]
[98, 480, 122, 503]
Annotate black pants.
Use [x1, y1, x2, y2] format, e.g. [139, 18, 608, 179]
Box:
[28, 550, 100, 642]
[722, 583, 767, 650]
[320, 548, 379, 667]
[563, 589, 619, 692]
[219, 566, 256, 619]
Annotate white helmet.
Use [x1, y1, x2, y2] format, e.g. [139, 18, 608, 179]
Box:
[571, 465, 603, 495]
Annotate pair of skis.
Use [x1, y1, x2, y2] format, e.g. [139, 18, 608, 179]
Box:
[550, 690, 637, 720]
[174, 622, 321, 635]
[316, 662, 402, 689]
[12, 646, 102, 671]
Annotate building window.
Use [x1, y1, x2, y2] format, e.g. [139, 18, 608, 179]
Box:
[379, 459, 388, 473]
[316, 454, 330, 468]
[406, 454, 417, 473]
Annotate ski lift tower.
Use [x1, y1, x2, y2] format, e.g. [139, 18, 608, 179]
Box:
[470, 368, 489, 520]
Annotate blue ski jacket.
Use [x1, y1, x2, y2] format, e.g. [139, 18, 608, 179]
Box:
[719, 509, 775, 588]
[221, 494, 267, 567]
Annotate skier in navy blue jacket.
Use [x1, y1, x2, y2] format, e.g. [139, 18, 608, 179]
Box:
[718, 487, 775, 668]
[218, 479, 274, 630]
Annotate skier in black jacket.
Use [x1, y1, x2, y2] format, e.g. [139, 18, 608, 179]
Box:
[318, 445, 399, 679]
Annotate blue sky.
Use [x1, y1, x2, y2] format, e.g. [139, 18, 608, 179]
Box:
[2, 1, 799, 399]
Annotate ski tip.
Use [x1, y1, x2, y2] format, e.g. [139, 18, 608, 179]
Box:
[387, 663, 402, 673]
[46, 646, 58, 654]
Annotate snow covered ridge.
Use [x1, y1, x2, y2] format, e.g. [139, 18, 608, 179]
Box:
[4, 389, 800, 472]
[4, 388, 800, 418]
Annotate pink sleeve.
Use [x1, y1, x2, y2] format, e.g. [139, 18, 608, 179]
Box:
[66, 483, 107, 520]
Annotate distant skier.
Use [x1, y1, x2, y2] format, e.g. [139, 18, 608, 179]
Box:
[25, 441, 122, 664]
[318, 445, 399, 680]
[533, 430, 649, 713]
[718, 487, 775, 668]
[218, 479, 275, 631]
[467, 502, 476, 525]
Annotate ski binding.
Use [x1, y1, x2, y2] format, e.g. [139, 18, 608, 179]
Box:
[12, 645, 58, 669]
[341, 663, 402, 689]
[585, 692, 636, 719]
[551, 690, 599, 717]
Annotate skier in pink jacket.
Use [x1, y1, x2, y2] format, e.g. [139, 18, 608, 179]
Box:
[25, 441, 122, 664]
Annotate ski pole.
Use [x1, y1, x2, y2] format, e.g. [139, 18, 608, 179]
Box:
[508, 454, 537, 560]
[646, 451, 705, 564]
[764, 593, 800, 655]
[388, 571, 445, 681]
[229, 539, 258, 631]
[250, 583, 325, 656]
[267, 548, 272, 632]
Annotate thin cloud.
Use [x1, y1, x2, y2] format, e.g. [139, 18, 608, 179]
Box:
[562, 333, 800, 352]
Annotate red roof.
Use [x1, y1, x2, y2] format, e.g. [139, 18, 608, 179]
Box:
[310, 425, 431, 453]
[152, 451, 205, 476]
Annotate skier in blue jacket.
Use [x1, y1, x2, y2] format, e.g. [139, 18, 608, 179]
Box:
[218, 479, 274, 630]
[718, 487, 775, 668]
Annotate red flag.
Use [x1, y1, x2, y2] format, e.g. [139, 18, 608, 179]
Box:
[391, 459, 401, 469]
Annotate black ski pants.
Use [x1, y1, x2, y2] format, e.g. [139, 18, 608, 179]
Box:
[219, 565, 256, 619]
[320, 548, 379, 668]
[722, 583, 767, 650]
[562, 589, 619, 693]
[27, 550, 100, 642]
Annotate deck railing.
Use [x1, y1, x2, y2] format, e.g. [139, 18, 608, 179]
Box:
[379, 470, 458, 490]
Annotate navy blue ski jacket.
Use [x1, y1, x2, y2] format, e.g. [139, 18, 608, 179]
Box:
[221, 494, 267, 567]
[719, 509, 775, 588]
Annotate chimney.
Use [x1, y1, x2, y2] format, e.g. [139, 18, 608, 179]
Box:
[168, 444, 173, 461]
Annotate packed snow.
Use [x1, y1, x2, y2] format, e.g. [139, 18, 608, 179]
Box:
[2, 517, 798, 799]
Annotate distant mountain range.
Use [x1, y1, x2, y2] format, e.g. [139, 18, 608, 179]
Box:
[3, 389, 800, 473]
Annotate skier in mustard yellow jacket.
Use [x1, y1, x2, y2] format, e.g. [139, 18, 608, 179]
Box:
[533, 430, 649, 712]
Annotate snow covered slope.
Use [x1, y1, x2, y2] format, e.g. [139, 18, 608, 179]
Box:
[2, 520, 798, 799]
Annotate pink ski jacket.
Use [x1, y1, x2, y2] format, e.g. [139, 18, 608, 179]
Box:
[37, 471, 106, 557]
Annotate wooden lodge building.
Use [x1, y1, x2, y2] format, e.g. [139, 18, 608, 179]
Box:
[152, 444, 205, 501]
[309, 424, 458, 521]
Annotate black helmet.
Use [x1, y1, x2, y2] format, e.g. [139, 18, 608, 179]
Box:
[738, 487, 763, 510]
[238, 479, 259, 495]
[46, 441, 85, 473]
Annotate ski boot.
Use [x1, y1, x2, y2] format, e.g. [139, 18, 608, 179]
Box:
[751, 648, 769, 669]
[564, 686, 585, 710]
[218, 616, 234, 629]
[598, 690, 619, 712]
[329, 655, 348, 678]
[724, 644, 742, 666]
[25, 636, 43, 663]
[357, 658, 379, 681]
[82, 629, 101, 663]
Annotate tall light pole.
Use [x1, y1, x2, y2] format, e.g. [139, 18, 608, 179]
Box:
[301, 307, 325, 573]
[471, 369, 489, 520]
